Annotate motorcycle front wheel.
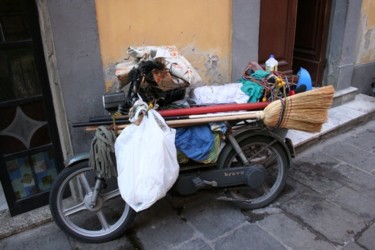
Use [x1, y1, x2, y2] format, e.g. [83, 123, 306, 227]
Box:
[217, 135, 289, 209]
[49, 160, 136, 243]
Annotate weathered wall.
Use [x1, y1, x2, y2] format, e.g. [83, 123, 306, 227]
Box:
[94, 0, 232, 90]
[351, 0, 375, 95]
[46, 0, 105, 153]
[324, 0, 362, 91]
[42, 0, 375, 157]
[357, 0, 375, 64]
[232, 0, 260, 81]
[36, 0, 73, 159]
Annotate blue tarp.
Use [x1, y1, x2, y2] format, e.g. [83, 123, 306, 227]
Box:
[175, 125, 214, 161]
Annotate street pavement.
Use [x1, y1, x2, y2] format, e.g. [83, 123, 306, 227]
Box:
[1, 117, 375, 250]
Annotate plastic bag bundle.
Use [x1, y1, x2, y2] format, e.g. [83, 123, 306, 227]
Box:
[115, 45, 203, 89]
[154, 46, 202, 86]
[115, 109, 179, 212]
[115, 60, 138, 88]
[191, 83, 250, 104]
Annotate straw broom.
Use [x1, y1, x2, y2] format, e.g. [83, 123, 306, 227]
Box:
[165, 85, 335, 132]
[261, 85, 335, 132]
[88, 85, 334, 133]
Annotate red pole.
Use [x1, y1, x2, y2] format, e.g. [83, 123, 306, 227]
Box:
[158, 102, 269, 117]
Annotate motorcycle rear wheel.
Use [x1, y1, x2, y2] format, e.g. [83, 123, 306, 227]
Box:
[49, 160, 136, 243]
[217, 135, 288, 209]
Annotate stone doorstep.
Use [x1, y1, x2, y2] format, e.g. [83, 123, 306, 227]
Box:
[0, 204, 52, 240]
[0, 88, 373, 240]
[331, 86, 358, 107]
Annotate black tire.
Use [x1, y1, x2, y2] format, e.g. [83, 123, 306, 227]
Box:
[49, 160, 136, 243]
[217, 135, 289, 209]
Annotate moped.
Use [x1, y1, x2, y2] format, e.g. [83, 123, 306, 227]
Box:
[49, 65, 295, 243]
[49, 116, 294, 243]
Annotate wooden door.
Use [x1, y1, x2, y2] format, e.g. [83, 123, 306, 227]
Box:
[0, 0, 63, 216]
[259, 0, 298, 75]
[293, 0, 331, 86]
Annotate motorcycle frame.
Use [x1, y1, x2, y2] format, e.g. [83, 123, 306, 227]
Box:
[63, 121, 294, 173]
[50, 119, 295, 243]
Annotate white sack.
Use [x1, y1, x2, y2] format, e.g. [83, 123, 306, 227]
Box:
[115, 110, 179, 212]
[191, 83, 249, 104]
[127, 45, 203, 87]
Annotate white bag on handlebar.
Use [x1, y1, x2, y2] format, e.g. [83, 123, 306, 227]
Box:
[115, 110, 179, 212]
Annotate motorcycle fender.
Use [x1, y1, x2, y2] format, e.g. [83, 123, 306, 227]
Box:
[233, 128, 294, 165]
[64, 152, 90, 168]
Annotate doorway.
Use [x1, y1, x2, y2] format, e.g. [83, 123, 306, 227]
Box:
[292, 0, 332, 86]
[259, 0, 332, 86]
[0, 0, 63, 216]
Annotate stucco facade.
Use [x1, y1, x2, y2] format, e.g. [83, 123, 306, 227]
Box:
[95, 0, 233, 90]
[352, 0, 375, 94]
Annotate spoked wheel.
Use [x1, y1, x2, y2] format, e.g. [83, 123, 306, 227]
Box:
[217, 135, 289, 209]
[49, 160, 136, 243]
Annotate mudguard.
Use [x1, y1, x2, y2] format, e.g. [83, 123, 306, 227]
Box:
[64, 152, 90, 168]
[231, 126, 294, 166]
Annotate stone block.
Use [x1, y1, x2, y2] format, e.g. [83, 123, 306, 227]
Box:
[213, 224, 285, 250]
[257, 213, 336, 249]
[281, 191, 365, 245]
[323, 142, 375, 173]
[326, 186, 375, 220]
[134, 199, 196, 250]
[0, 223, 71, 250]
[183, 199, 247, 241]
[357, 223, 375, 249]
[173, 238, 212, 250]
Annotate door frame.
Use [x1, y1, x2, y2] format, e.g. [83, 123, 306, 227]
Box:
[0, 0, 64, 216]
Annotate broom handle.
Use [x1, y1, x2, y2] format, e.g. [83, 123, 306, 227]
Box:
[84, 111, 265, 131]
[166, 111, 265, 126]
[123, 111, 264, 130]
[164, 110, 262, 120]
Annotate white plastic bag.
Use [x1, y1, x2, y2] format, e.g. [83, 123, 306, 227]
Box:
[154, 46, 203, 86]
[115, 109, 179, 212]
[115, 59, 138, 86]
[191, 83, 250, 104]
[126, 45, 203, 87]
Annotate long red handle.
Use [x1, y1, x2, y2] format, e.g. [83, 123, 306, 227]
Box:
[158, 102, 269, 117]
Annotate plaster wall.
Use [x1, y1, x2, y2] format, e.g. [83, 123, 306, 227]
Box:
[94, 0, 232, 89]
[36, 0, 72, 159]
[231, 0, 260, 81]
[357, 0, 375, 64]
[46, 0, 105, 153]
[352, 0, 375, 95]
[44, 0, 375, 155]
[325, 0, 362, 91]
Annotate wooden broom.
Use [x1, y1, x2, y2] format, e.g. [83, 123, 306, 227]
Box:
[261, 85, 335, 132]
[88, 85, 335, 133]
[164, 85, 335, 132]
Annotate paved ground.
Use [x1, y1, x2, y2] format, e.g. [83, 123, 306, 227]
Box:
[1, 116, 374, 250]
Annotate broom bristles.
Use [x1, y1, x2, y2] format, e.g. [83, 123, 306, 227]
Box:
[280, 109, 330, 123]
[280, 120, 323, 132]
[263, 85, 335, 132]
